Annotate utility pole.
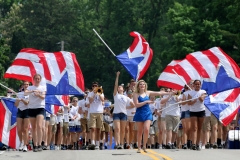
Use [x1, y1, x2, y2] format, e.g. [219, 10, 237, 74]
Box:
[61, 41, 64, 51]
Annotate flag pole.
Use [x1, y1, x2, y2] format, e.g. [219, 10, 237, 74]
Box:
[92, 29, 116, 57]
[0, 82, 17, 94]
[172, 69, 192, 90]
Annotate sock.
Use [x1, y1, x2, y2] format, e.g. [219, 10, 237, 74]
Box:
[100, 140, 103, 143]
[105, 142, 108, 146]
[217, 138, 221, 145]
[96, 141, 99, 146]
[222, 141, 225, 145]
[82, 138, 85, 144]
[86, 142, 89, 146]
[92, 140, 95, 145]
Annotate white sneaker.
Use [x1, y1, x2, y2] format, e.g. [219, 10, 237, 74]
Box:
[19, 143, 23, 151]
[201, 145, 205, 150]
[23, 145, 28, 152]
[56, 146, 59, 150]
[95, 145, 99, 150]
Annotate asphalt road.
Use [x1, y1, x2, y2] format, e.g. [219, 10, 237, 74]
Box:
[1, 149, 239, 160]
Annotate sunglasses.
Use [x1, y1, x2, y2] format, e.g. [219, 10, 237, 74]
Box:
[72, 100, 78, 102]
[92, 85, 98, 87]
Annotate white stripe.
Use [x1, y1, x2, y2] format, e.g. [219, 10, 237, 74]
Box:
[128, 32, 144, 59]
[5, 66, 31, 76]
[219, 94, 240, 121]
[15, 52, 40, 62]
[1, 100, 10, 146]
[62, 51, 83, 93]
[177, 59, 201, 80]
[191, 51, 219, 82]
[158, 72, 186, 86]
[43, 53, 61, 85]
[210, 47, 240, 82]
[210, 89, 235, 103]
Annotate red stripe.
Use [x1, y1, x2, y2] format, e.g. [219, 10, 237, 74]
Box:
[4, 73, 33, 83]
[186, 54, 210, 78]
[62, 96, 69, 105]
[218, 47, 240, 79]
[20, 48, 52, 81]
[138, 48, 153, 80]
[174, 64, 192, 83]
[54, 52, 66, 73]
[222, 106, 240, 126]
[71, 53, 85, 91]
[164, 66, 175, 73]
[157, 80, 183, 90]
[224, 88, 240, 102]
[202, 49, 219, 69]
[54, 105, 60, 115]
[0, 101, 6, 142]
[129, 32, 140, 53]
[8, 126, 17, 148]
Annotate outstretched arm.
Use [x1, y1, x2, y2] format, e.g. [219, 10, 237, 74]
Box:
[113, 71, 120, 96]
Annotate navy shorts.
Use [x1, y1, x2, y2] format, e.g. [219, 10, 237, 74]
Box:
[69, 125, 82, 132]
[190, 110, 205, 118]
[181, 110, 190, 119]
[28, 108, 45, 118]
[17, 109, 29, 119]
[46, 117, 50, 121]
[113, 113, 127, 121]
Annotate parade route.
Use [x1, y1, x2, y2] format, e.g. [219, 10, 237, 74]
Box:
[1, 149, 239, 160]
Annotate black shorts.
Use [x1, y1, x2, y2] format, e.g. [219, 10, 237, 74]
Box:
[46, 117, 50, 121]
[28, 108, 45, 118]
[17, 109, 29, 119]
[190, 110, 205, 118]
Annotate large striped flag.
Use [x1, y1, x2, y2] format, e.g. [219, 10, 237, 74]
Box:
[0, 98, 20, 149]
[204, 88, 240, 126]
[4, 48, 85, 95]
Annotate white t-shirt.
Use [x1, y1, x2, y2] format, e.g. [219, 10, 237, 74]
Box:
[149, 103, 156, 114]
[205, 107, 211, 117]
[17, 92, 29, 111]
[78, 99, 86, 118]
[69, 105, 79, 119]
[27, 85, 46, 109]
[188, 89, 206, 112]
[63, 104, 70, 122]
[165, 96, 180, 117]
[181, 91, 190, 112]
[87, 91, 104, 113]
[113, 92, 130, 115]
[56, 106, 63, 124]
[127, 98, 136, 116]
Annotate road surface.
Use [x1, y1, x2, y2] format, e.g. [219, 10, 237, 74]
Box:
[0, 149, 239, 160]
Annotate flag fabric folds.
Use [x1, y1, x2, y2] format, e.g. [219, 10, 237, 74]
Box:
[0, 98, 20, 149]
[116, 32, 153, 81]
[4, 48, 85, 95]
[204, 88, 240, 126]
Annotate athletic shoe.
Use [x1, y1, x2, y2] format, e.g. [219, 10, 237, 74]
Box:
[196, 145, 201, 151]
[95, 145, 99, 150]
[171, 144, 176, 149]
[205, 143, 210, 149]
[19, 142, 23, 151]
[213, 143, 218, 149]
[126, 144, 130, 149]
[117, 145, 123, 149]
[183, 144, 187, 149]
[192, 144, 196, 150]
[166, 143, 171, 149]
[218, 144, 223, 149]
[33, 146, 38, 152]
[38, 145, 42, 151]
[22, 145, 27, 152]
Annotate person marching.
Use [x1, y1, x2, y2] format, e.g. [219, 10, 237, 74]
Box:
[188, 80, 207, 150]
[87, 82, 105, 150]
[133, 80, 174, 153]
[113, 71, 135, 149]
[24, 74, 46, 152]
[15, 81, 30, 152]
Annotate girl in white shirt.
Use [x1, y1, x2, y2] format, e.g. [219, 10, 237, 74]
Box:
[188, 80, 207, 150]
[15, 81, 30, 152]
[69, 97, 80, 150]
[113, 71, 135, 149]
[24, 74, 46, 152]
